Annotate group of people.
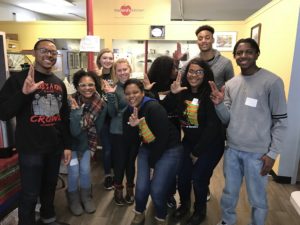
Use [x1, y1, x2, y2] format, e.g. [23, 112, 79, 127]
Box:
[0, 24, 287, 225]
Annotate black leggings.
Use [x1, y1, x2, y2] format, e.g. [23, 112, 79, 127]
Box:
[111, 134, 139, 186]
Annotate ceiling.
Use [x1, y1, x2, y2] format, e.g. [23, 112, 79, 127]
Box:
[0, 0, 272, 21]
[171, 0, 272, 21]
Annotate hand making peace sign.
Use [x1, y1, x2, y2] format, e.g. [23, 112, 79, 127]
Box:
[208, 81, 225, 105]
[143, 72, 156, 91]
[170, 73, 187, 94]
[22, 64, 44, 95]
[102, 79, 117, 93]
[128, 107, 143, 127]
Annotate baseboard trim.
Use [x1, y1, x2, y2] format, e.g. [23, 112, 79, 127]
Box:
[270, 170, 291, 184]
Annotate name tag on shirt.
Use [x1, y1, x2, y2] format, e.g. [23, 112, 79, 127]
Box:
[191, 98, 199, 105]
[159, 94, 166, 100]
[245, 97, 257, 107]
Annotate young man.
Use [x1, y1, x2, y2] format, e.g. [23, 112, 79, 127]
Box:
[0, 39, 72, 225]
[179, 25, 234, 90]
[209, 38, 287, 225]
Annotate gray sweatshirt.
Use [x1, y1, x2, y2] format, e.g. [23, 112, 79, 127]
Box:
[215, 68, 287, 159]
[181, 49, 234, 89]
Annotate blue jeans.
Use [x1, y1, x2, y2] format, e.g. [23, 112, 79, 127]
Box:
[67, 150, 91, 192]
[178, 139, 224, 210]
[99, 121, 112, 175]
[220, 147, 268, 225]
[135, 145, 183, 219]
[18, 152, 61, 225]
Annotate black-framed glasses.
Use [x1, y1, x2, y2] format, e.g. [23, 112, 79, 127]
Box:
[36, 48, 58, 56]
[187, 69, 205, 76]
[78, 83, 95, 88]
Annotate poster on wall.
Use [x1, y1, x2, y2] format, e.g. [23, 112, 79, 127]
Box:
[80, 36, 100, 52]
[213, 31, 237, 51]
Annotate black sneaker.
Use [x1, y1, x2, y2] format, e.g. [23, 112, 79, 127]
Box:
[104, 176, 113, 190]
[167, 196, 176, 209]
[207, 188, 211, 201]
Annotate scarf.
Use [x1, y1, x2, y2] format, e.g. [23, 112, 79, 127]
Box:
[72, 92, 103, 152]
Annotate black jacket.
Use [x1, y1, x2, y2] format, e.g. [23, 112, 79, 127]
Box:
[123, 97, 180, 168]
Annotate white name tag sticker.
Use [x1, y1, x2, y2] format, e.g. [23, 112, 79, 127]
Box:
[159, 94, 166, 100]
[191, 98, 199, 105]
[245, 97, 257, 107]
[70, 158, 79, 166]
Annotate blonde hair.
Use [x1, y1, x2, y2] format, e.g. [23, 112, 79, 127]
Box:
[113, 58, 132, 82]
[114, 58, 132, 72]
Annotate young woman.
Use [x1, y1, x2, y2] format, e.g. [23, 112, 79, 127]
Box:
[146, 55, 178, 99]
[103, 59, 138, 206]
[145, 55, 181, 209]
[123, 79, 182, 225]
[66, 70, 107, 216]
[162, 58, 225, 225]
[95, 48, 115, 190]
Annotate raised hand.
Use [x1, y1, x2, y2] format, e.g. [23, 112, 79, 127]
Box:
[68, 96, 80, 110]
[102, 79, 117, 93]
[143, 73, 156, 90]
[22, 64, 44, 95]
[94, 63, 103, 76]
[170, 72, 187, 94]
[128, 107, 143, 127]
[173, 42, 184, 61]
[209, 81, 225, 105]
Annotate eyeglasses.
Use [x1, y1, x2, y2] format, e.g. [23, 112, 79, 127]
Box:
[187, 69, 205, 76]
[78, 83, 95, 88]
[36, 48, 58, 56]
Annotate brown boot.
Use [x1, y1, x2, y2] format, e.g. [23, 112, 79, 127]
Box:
[114, 184, 126, 206]
[125, 183, 135, 205]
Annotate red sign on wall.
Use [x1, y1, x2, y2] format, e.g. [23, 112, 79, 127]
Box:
[120, 5, 132, 16]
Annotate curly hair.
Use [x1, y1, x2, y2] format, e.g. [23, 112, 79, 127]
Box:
[72, 69, 102, 95]
[148, 55, 176, 92]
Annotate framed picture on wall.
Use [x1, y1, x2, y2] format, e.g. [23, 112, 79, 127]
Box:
[213, 31, 237, 51]
[251, 23, 262, 46]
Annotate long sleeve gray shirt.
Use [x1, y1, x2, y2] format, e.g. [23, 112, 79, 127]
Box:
[215, 68, 287, 159]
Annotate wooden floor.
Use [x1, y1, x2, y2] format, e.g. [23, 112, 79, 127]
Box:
[54, 156, 300, 225]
